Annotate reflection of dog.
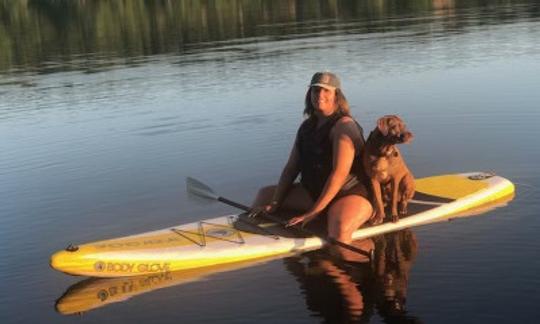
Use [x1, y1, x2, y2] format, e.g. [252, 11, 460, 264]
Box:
[374, 230, 418, 317]
[362, 115, 415, 224]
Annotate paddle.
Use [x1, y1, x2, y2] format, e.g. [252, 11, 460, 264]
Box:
[186, 177, 372, 259]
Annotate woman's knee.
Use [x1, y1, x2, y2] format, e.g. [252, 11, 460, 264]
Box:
[327, 196, 373, 238]
[258, 185, 276, 197]
[330, 195, 372, 219]
[357, 197, 373, 217]
[252, 185, 276, 206]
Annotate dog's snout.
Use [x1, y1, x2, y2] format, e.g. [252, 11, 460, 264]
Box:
[394, 133, 406, 143]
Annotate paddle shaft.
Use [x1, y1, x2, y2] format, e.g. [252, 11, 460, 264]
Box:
[217, 197, 371, 258]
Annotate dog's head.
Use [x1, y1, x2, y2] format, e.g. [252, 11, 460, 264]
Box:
[376, 115, 413, 144]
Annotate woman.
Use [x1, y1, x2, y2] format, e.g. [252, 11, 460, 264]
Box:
[252, 72, 373, 252]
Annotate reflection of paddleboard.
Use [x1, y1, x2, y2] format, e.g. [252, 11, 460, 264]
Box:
[55, 257, 279, 315]
[50, 172, 514, 278]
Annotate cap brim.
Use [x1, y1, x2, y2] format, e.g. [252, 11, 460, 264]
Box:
[310, 83, 337, 90]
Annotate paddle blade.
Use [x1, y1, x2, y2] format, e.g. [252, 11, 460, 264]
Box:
[186, 177, 220, 201]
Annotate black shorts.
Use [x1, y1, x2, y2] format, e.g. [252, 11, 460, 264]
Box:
[298, 177, 371, 235]
[302, 178, 371, 204]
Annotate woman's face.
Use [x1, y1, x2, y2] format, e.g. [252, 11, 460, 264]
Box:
[310, 86, 337, 116]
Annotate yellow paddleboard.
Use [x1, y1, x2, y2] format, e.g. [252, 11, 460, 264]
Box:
[50, 172, 514, 278]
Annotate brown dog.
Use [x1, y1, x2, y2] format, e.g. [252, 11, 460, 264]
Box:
[362, 115, 415, 225]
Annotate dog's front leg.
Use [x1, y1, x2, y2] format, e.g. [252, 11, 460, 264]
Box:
[391, 177, 400, 222]
[370, 179, 385, 225]
[398, 173, 415, 215]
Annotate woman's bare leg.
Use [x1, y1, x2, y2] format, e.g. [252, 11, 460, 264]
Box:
[327, 195, 373, 261]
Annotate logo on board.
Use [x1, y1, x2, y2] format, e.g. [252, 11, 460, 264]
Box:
[94, 261, 170, 273]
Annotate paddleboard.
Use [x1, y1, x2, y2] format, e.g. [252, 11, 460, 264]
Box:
[50, 172, 514, 277]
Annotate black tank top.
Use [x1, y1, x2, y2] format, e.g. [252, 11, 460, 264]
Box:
[296, 113, 366, 199]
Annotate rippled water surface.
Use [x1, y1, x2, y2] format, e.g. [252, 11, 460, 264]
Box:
[1, 1, 540, 323]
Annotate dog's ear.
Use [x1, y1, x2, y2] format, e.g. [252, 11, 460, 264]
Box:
[377, 116, 390, 136]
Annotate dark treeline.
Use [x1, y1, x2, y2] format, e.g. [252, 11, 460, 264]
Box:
[0, 0, 538, 73]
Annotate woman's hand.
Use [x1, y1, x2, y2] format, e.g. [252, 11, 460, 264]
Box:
[286, 211, 320, 228]
[248, 201, 279, 218]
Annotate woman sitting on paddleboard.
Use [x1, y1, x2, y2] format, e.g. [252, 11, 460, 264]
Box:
[252, 72, 372, 255]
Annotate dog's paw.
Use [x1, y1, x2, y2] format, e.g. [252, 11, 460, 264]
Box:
[369, 211, 385, 225]
[398, 202, 409, 215]
[391, 214, 400, 223]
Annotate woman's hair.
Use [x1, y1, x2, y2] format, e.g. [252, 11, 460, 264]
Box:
[303, 87, 351, 118]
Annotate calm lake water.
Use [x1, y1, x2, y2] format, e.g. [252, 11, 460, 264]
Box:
[1, 0, 540, 323]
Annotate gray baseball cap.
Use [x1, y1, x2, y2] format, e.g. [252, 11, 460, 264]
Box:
[309, 72, 341, 90]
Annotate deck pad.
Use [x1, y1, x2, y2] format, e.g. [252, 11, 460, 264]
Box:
[233, 190, 456, 238]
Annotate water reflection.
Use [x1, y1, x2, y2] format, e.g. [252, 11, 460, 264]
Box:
[374, 230, 418, 322]
[283, 193, 515, 323]
[55, 256, 281, 315]
[55, 231, 417, 320]
[285, 230, 420, 323]
[1, 0, 539, 74]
